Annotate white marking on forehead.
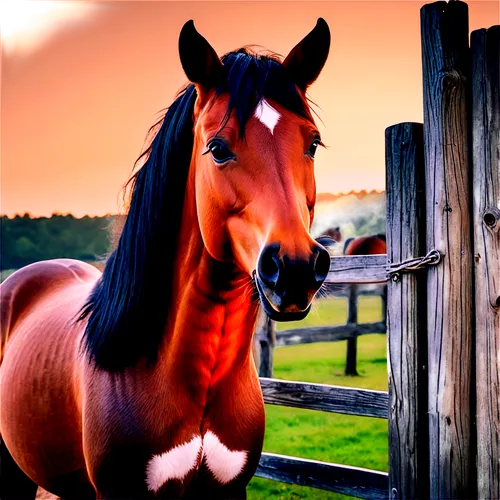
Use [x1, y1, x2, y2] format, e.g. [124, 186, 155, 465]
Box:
[254, 99, 281, 134]
[202, 431, 247, 484]
[146, 435, 202, 492]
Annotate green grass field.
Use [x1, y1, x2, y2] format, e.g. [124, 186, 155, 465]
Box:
[247, 296, 388, 500]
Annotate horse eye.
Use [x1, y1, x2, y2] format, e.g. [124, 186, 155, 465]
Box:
[207, 140, 235, 164]
[306, 138, 321, 158]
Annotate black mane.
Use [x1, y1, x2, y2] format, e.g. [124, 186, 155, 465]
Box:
[80, 49, 313, 371]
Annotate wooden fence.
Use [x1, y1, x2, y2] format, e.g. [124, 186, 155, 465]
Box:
[254, 284, 387, 378]
[253, 2, 499, 498]
[344, 284, 385, 376]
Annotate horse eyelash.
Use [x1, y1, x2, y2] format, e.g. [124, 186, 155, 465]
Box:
[315, 137, 329, 151]
[201, 138, 232, 155]
[313, 135, 325, 148]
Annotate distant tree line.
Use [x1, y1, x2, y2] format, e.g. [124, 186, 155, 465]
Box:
[0, 214, 114, 271]
[1, 192, 387, 273]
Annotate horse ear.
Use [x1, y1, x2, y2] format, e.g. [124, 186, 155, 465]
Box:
[179, 20, 224, 90]
[283, 18, 330, 91]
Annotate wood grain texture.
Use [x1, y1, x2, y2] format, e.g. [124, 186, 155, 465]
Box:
[259, 377, 388, 419]
[385, 123, 427, 499]
[327, 255, 387, 284]
[275, 322, 386, 347]
[256, 452, 389, 499]
[471, 24, 500, 500]
[421, 2, 473, 497]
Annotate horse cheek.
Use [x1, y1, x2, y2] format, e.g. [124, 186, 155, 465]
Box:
[196, 193, 230, 262]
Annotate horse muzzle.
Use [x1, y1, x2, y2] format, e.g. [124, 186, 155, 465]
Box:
[254, 243, 330, 322]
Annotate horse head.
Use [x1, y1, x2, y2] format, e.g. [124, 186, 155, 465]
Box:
[179, 19, 331, 321]
[81, 19, 332, 369]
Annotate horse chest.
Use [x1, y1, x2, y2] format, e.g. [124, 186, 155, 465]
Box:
[84, 360, 264, 496]
[144, 366, 264, 494]
[145, 429, 249, 493]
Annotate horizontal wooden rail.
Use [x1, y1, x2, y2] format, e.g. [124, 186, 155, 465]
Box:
[276, 322, 386, 347]
[327, 255, 387, 284]
[260, 378, 388, 419]
[256, 452, 389, 499]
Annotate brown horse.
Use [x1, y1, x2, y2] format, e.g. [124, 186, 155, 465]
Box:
[315, 226, 342, 253]
[0, 19, 331, 500]
[343, 233, 386, 256]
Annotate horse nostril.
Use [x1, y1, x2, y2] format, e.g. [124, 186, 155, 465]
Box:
[261, 256, 279, 278]
[258, 244, 281, 289]
[313, 246, 330, 283]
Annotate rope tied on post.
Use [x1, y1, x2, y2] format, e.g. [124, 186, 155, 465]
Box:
[387, 249, 441, 280]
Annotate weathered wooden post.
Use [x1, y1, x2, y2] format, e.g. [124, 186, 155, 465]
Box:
[386, 123, 427, 499]
[421, 2, 473, 497]
[345, 285, 359, 376]
[253, 306, 276, 378]
[471, 24, 500, 499]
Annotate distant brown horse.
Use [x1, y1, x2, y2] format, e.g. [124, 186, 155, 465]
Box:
[343, 233, 386, 256]
[323, 226, 342, 244]
[0, 19, 331, 500]
[343, 234, 386, 375]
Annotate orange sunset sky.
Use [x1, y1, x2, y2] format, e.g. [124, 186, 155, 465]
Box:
[1, 0, 498, 217]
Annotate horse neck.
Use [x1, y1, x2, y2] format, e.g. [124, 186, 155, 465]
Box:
[159, 173, 259, 391]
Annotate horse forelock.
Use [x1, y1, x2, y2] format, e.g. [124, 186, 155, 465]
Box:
[216, 49, 314, 137]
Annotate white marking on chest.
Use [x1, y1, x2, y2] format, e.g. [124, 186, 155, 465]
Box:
[254, 99, 281, 134]
[145, 432, 247, 491]
[146, 435, 202, 492]
[202, 430, 248, 484]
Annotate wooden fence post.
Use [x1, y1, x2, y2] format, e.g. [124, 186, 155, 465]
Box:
[253, 306, 276, 378]
[386, 123, 427, 499]
[421, 2, 474, 497]
[345, 285, 359, 376]
[471, 25, 500, 499]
